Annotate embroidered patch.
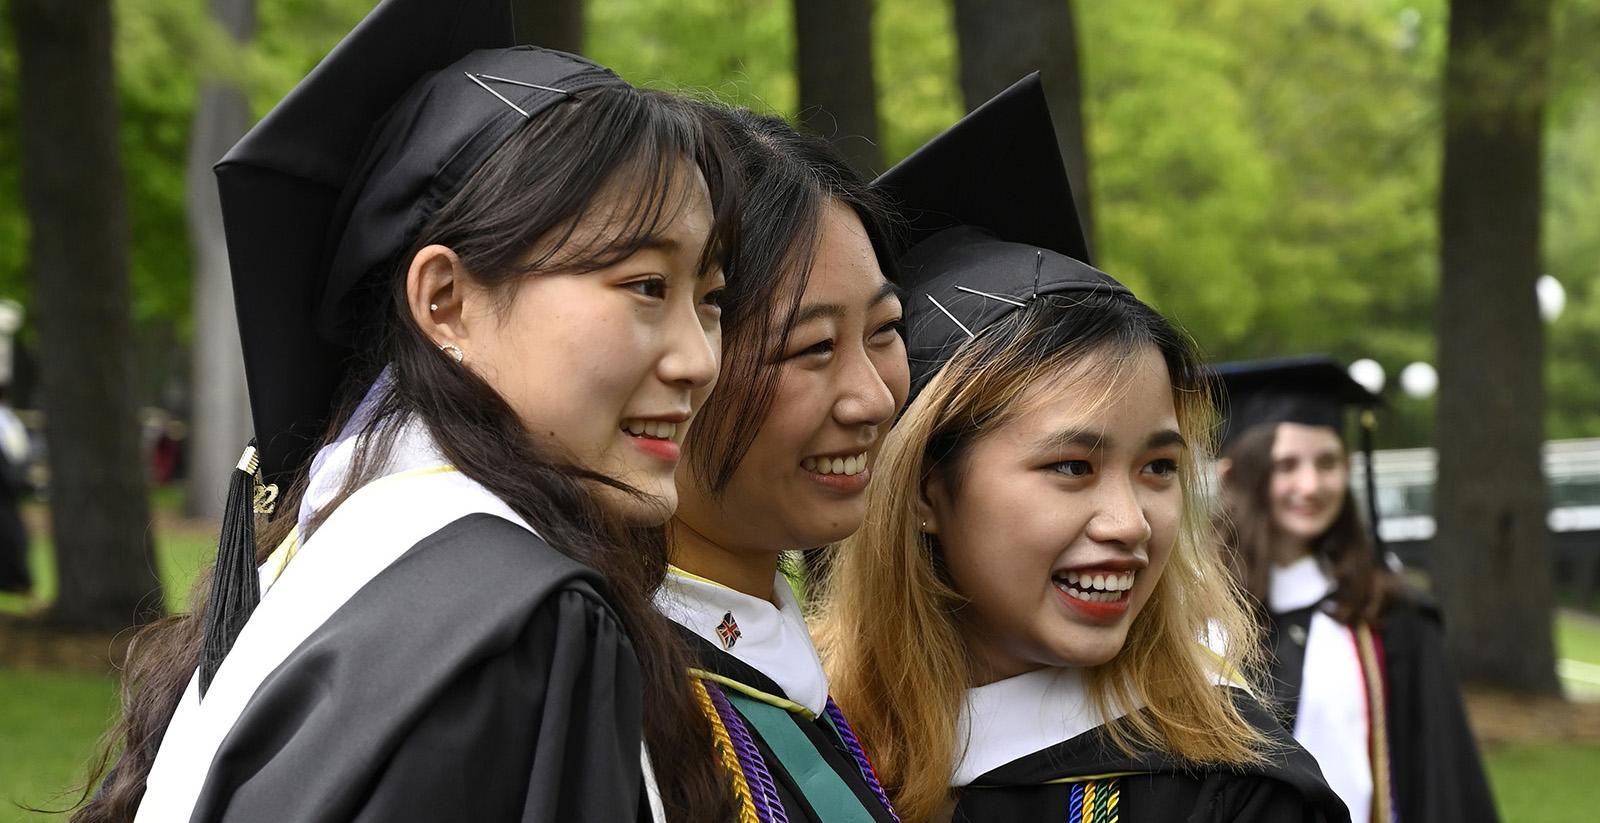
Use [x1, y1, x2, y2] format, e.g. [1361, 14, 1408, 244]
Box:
[716, 611, 742, 649]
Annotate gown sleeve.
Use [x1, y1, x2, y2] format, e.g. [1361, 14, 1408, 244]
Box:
[350, 589, 645, 822]
[1382, 597, 1499, 823]
[184, 515, 647, 823]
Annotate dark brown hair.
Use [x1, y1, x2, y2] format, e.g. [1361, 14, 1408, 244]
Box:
[1216, 423, 1397, 624]
[681, 105, 897, 495]
[75, 85, 734, 822]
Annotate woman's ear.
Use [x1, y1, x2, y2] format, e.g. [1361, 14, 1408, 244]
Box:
[1216, 456, 1233, 485]
[917, 469, 946, 535]
[405, 244, 468, 351]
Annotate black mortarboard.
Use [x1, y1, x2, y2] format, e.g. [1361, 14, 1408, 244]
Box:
[871, 74, 1129, 401]
[1212, 354, 1382, 449]
[202, 0, 626, 696]
[1212, 354, 1388, 557]
[216, 0, 626, 487]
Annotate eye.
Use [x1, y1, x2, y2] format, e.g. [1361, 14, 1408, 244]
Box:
[701, 287, 726, 311]
[1050, 460, 1094, 478]
[1145, 458, 1180, 478]
[787, 339, 835, 360]
[623, 276, 667, 300]
[871, 318, 906, 342]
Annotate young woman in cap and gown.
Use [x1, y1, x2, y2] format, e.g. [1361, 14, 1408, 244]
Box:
[1213, 355, 1498, 823]
[814, 76, 1350, 823]
[650, 105, 906, 823]
[74, 1, 738, 820]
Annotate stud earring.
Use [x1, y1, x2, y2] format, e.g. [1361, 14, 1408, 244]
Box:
[429, 303, 439, 313]
[439, 343, 464, 363]
[920, 519, 928, 532]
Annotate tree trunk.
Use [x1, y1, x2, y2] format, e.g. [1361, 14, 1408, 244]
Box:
[513, 0, 584, 54]
[793, 0, 882, 177]
[12, 0, 162, 630]
[185, 0, 257, 520]
[951, 0, 1093, 254]
[1433, 0, 1558, 693]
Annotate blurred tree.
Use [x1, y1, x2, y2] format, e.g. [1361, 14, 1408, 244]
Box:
[514, 0, 583, 54]
[11, 0, 161, 630]
[186, 0, 256, 520]
[793, 0, 881, 176]
[1432, 0, 1559, 692]
[952, 0, 1093, 250]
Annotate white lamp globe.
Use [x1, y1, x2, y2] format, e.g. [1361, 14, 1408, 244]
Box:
[1537, 274, 1566, 324]
[1348, 359, 1386, 395]
[1400, 361, 1438, 399]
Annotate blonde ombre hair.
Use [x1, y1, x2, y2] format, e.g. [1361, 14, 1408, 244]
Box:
[814, 294, 1269, 822]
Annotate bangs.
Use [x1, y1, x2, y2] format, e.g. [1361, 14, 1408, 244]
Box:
[516, 88, 736, 282]
[423, 85, 738, 296]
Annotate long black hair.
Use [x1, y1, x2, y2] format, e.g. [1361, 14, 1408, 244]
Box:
[681, 106, 897, 494]
[76, 85, 736, 822]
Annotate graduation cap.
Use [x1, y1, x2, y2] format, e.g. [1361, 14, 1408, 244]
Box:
[218, 0, 625, 488]
[1211, 354, 1388, 556]
[871, 74, 1130, 401]
[200, 0, 626, 695]
[1211, 354, 1382, 449]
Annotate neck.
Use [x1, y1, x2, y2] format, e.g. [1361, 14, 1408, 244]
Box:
[668, 517, 781, 602]
[1273, 533, 1314, 567]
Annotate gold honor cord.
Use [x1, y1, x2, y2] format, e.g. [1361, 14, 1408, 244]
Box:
[1355, 622, 1394, 823]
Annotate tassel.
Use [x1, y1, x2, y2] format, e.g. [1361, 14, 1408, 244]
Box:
[1358, 409, 1387, 562]
[197, 441, 266, 698]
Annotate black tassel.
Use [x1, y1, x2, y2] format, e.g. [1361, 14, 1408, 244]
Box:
[1358, 410, 1388, 562]
[197, 441, 266, 698]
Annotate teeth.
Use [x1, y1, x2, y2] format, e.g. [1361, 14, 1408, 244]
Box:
[1052, 570, 1138, 596]
[622, 419, 676, 439]
[802, 453, 869, 476]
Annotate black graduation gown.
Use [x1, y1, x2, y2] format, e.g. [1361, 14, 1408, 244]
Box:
[0, 444, 31, 593]
[1269, 590, 1499, 823]
[680, 627, 900, 823]
[952, 690, 1351, 823]
[179, 514, 652, 822]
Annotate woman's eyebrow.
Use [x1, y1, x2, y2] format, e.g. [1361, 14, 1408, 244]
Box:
[791, 282, 905, 326]
[1031, 428, 1188, 453]
[872, 281, 906, 307]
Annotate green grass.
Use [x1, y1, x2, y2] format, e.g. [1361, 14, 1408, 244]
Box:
[0, 669, 116, 821]
[0, 500, 217, 617]
[1482, 742, 1600, 823]
[1557, 614, 1600, 665]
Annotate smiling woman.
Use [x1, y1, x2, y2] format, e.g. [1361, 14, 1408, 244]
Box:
[814, 76, 1349, 823]
[653, 105, 907, 823]
[71, 2, 737, 821]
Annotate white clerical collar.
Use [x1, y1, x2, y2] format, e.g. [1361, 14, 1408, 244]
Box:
[654, 567, 829, 715]
[951, 667, 1125, 787]
[1270, 554, 1336, 613]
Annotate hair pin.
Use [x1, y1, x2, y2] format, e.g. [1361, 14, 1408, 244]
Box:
[954, 285, 1026, 307]
[1033, 250, 1044, 300]
[925, 294, 975, 340]
[463, 72, 573, 118]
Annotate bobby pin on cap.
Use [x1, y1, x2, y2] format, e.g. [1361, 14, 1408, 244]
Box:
[214, 0, 625, 485]
[872, 73, 1131, 402]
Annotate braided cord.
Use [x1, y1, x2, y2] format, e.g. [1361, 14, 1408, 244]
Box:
[693, 679, 761, 823]
[1064, 778, 1120, 823]
[705, 680, 789, 823]
[824, 698, 900, 821]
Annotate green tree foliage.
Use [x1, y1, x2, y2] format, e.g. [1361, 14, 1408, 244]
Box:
[0, 0, 1595, 446]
